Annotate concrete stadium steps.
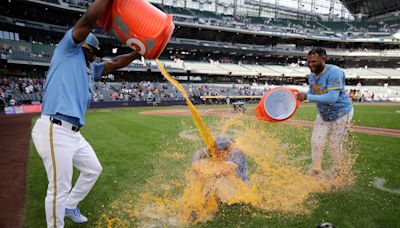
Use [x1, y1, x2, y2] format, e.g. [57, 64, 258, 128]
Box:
[359, 86, 400, 94]
[263, 65, 305, 77]
[217, 64, 255, 76]
[346, 68, 388, 79]
[273, 85, 308, 93]
[184, 61, 230, 75]
[159, 60, 185, 70]
[148, 60, 187, 73]
[121, 60, 186, 73]
[3, 40, 400, 79]
[293, 67, 311, 75]
[241, 64, 281, 76]
[368, 68, 400, 79]
[123, 60, 149, 72]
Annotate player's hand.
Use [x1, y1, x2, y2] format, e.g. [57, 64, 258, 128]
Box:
[296, 92, 307, 101]
[130, 51, 141, 60]
[216, 162, 236, 177]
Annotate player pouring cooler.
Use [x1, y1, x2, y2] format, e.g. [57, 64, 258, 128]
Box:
[30, 0, 144, 227]
[296, 47, 353, 182]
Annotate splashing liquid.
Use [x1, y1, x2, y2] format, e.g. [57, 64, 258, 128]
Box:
[96, 66, 357, 227]
[156, 59, 216, 158]
[96, 117, 357, 227]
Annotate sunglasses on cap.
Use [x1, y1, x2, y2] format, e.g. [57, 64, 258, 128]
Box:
[82, 43, 101, 56]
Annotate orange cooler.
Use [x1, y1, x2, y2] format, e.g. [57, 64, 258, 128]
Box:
[255, 87, 301, 122]
[97, 0, 175, 59]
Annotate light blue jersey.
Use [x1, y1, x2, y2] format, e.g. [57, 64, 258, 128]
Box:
[42, 29, 104, 126]
[307, 64, 353, 121]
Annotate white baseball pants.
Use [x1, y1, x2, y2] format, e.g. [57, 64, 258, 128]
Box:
[31, 115, 102, 228]
[311, 109, 354, 172]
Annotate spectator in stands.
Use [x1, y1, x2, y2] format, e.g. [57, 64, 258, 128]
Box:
[31, 0, 140, 227]
[9, 96, 16, 106]
[111, 92, 117, 101]
[296, 48, 353, 183]
[92, 92, 98, 102]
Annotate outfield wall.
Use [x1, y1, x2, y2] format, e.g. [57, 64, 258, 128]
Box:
[89, 100, 187, 108]
[0, 100, 188, 114]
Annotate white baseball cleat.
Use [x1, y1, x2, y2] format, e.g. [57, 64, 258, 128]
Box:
[65, 208, 88, 223]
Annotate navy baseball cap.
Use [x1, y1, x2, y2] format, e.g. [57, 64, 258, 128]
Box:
[214, 136, 235, 150]
[82, 33, 102, 56]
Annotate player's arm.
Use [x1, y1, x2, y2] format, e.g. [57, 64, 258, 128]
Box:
[72, 0, 114, 43]
[303, 70, 343, 104]
[297, 90, 339, 103]
[102, 52, 140, 75]
[304, 90, 340, 103]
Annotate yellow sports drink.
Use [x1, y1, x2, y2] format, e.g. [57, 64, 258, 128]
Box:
[156, 59, 216, 158]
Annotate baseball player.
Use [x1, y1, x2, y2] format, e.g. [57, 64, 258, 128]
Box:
[192, 135, 248, 181]
[296, 48, 353, 181]
[31, 0, 140, 227]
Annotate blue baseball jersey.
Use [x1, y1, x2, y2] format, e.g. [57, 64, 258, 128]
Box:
[307, 64, 352, 121]
[192, 148, 248, 181]
[42, 29, 104, 126]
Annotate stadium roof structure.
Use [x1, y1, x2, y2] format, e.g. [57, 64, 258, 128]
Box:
[244, 0, 321, 18]
[340, 0, 400, 18]
[150, 0, 354, 21]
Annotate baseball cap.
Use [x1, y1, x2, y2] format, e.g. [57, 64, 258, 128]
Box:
[214, 136, 235, 150]
[83, 33, 102, 56]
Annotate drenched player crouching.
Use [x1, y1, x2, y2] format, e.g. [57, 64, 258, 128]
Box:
[182, 136, 255, 222]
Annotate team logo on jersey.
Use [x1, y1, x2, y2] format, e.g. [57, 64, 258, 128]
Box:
[311, 84, 327, 95]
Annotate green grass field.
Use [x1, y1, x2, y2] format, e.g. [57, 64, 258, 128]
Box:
[292, 103, 400, 129]
[25, 104, 400, 227]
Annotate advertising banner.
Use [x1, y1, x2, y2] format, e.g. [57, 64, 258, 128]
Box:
[22, 104, 42, 113]
[4, 104, 42, 115]
[4, 106, 16, 115]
